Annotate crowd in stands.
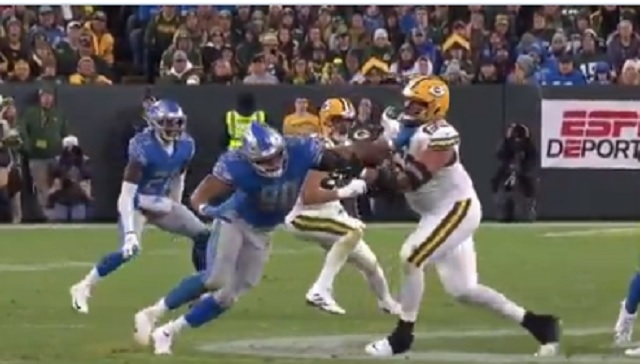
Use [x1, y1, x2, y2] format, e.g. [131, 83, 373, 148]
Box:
[1, 5, 640, 86]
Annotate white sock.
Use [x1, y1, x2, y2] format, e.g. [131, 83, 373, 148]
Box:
[165, 317, 188, 335]
[149, 298, 168, 318]
[399, 265, 425, 322]
[468, 284, 526, 323]
[82, 268, 101, 287]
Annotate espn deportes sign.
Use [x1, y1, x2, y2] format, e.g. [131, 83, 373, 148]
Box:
[541, 99, 640, 169]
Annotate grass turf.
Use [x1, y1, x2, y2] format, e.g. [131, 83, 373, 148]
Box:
[0, 222, 638, 364]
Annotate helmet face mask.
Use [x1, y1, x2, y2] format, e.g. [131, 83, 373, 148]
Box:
[146, 99, 187, 142]
[153, 116, 185, 141]
[241, 122, 287, 178]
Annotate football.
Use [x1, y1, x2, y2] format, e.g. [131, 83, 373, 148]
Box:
[351, 137, 393, 167]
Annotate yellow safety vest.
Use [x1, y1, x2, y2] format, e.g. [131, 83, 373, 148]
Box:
[226, 110, 266, 149]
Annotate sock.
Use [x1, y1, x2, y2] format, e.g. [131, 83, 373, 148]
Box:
[463, 284, 526, 323]
[163, 273, 206, 310]
[351, 242, 394, 303]
[95, 251, 128, 277]
[625, 272, 640, 314]
[164, 317, 189, 335]
[315, 233, 359, 291]
[82, 267, 101, 287]
[149, 298, 168, 317]
[184, 295, 226, 328]
[399, 265, 424, 322]
[191, 232, 208, 272]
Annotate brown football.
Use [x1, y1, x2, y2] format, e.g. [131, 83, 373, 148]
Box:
[351, 138, 393, 167]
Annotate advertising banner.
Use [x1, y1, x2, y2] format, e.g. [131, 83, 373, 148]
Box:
[541, 99, 640, 169]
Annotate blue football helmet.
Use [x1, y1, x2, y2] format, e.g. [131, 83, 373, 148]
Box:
[145, 99, 187, 141]
[240, 122, 287, 178]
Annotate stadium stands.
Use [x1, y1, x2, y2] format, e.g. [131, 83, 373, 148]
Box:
[1, 5, 639, 85]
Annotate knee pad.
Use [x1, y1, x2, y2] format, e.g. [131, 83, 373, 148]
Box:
[442, 279, 476, 302]
[339, 227, 363, 251]
[213, 289, 238, 308]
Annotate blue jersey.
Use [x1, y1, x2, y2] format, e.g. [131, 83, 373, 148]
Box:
[127, 129, 195, 201]
[211, 136, 323, 228]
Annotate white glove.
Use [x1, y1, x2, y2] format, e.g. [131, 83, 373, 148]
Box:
[337, 179, 368, 199]
[121, 232, 140, 259]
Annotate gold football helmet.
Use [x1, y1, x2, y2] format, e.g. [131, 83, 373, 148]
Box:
[402, 76, 450, 124]
[319, 97, 356, 142]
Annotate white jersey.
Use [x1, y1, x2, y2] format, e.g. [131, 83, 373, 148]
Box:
[402, 120, 477, 215]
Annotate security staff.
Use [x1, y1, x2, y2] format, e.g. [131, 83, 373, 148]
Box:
[221, 93, 267, 150]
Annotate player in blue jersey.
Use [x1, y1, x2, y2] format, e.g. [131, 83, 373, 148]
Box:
[69, 99, 210, 314]
[131, 121, 387, 354]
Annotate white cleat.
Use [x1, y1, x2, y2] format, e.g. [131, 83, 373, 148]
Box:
[378, 299, 402, 316]
[625, 346, 640, 356]
[133, 308, 157, 346]
[535, 343, 560, 357]
[615, 300, 637, 346]
[70, 282, 91, 314]
[365, 338, 394, 357]
[151, 327, 173, 355]
[305, 289, 346, 315]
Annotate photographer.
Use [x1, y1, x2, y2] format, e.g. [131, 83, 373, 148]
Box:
[491, 123, 538, 222]
[0, 96, 22, 223]
[47, 136, 92, 222]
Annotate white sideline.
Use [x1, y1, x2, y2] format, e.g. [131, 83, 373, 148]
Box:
[543, 227, 639, 238]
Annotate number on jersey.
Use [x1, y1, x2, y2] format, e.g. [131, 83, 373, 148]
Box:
[422, 122, 459, 151]
[258, 182, 299, 211]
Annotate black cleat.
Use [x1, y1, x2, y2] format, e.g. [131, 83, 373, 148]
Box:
[386, 319, 415, 354]
[521, 312, 561, 345]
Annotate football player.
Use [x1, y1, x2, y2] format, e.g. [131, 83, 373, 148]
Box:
[615, 263, 640, 354]
[363, 76, 561, 357]
[69, 99, 209, 314]
[284, 97, 399, 315]
[132, 122, 377, 355]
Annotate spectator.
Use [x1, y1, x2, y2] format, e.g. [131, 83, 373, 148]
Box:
[607, 19, 640, 74]
[365, 28, 394, 65]
[201, 27, 225, 70]
[592, 61, 613, 84]
[540, 53, 587, 86]
[6, 59, 31, 83]
[530, 11, 555, 44]
[160, 30, 202, 76]
[178, 10, 205, 47]
[47, 135, 92, 222]
[156, 50, 200, 85]
[409, 27, 438, 62]
[285, 58, 316, 85]
[618, 58, 640, 85]
[441, 34, 474, 75]
[30, 34, 55, 75]
[69, 57, 112, 85]
[235, 27, 260, 71]
[352, 57, 396, 85]
[18, 86, 68, 220]
[390, 43, 418, 81]
[30, 6, 65, 47]
[59, 27, 110, 79]
[507, 54, 539, 85]
[205, 59, 235, 84]
[575, 29, 609, 82]
[144, 5, 182, 79]
[243, 54, 279, 84]
[442, 59, 472, 85]
[0, 16, 30, 75]
[37, 59, 64, 84]
[84, 10, 114, 67]
[277, 27, 297, 63]
[356, 98, 375, 125]
[0, 96, 22, 223]
[348, 13, 369, 49]
[282, 98, 321, 136]
[473, 57, 502, 84]
[363, 6, 385, 34]
[55, 21, 82, 75]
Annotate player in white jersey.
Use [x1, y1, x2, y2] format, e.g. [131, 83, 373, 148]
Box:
[284, 98, 400, 316]
[363, 76, 561, 357]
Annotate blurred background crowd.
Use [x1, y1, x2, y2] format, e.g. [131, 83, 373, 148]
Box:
[1, 5, 640, 87]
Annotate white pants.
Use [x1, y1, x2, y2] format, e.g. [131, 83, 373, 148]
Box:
[284, 206, 365, 247]
[401, 197, 481, 269]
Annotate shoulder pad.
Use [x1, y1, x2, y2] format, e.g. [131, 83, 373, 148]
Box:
[212, 150, 244, 184]
[127, 131, 154, 165]
[423, 122, 459, 150]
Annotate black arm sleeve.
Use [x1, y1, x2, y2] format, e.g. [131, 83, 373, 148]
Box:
[315, 149, 364, 177]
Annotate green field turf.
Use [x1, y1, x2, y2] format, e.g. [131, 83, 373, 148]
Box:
[1, 223, 639, 364]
